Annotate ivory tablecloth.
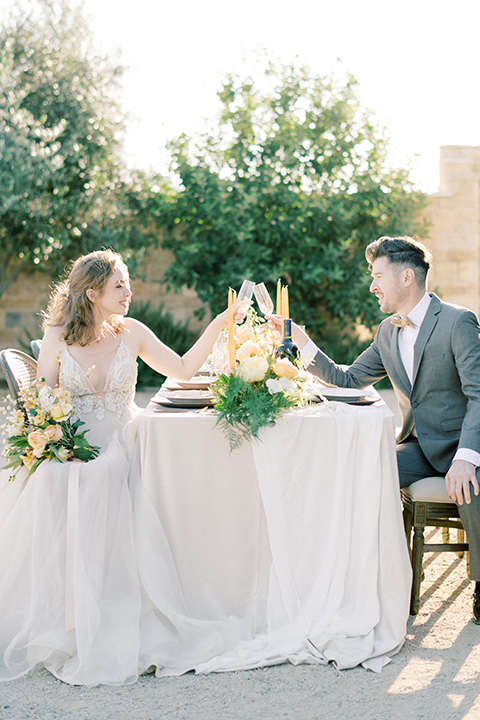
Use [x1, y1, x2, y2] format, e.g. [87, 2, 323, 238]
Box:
[138, 400, 412, 672]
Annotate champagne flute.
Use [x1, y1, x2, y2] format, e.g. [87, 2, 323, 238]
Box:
[237, 279, 255, 320]
[254, 283, 274, 316]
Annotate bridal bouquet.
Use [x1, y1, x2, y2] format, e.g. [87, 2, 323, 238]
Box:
[1, 381, 100, 481]
[212, 311, 309, 450]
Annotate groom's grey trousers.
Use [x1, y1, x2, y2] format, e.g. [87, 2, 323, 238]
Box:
[397, 436, 480, 580]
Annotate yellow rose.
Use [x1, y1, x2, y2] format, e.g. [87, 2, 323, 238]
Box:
[238, 356, 269, 383]
[45, 424, 63, 442]
[57, 446, 71, 462]
[50, 401, 72, 421]
[236, 340, 262, 362]
[21, 450, 37, 470]
[273, 358, 299, 380]
[27, 430, 49, 458]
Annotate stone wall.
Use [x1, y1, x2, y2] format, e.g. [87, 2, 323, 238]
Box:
[422, 145, 480, 315]
[0, 244, 206, 351]
[1, 144, 480, 351]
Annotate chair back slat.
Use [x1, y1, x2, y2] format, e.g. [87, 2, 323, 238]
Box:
[0, 349, 38, 403]
[30, 339, 42, 360]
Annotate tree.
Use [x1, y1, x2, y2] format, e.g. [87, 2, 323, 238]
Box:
[0, 0, 159, 297]
[160, 59, 428, 356]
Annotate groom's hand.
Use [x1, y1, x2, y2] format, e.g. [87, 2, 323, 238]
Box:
[446, 459, 479, 505]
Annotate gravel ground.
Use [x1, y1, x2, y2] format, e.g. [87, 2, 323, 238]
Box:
[1, 391, 480, 719]
[1, 550, 479, 720]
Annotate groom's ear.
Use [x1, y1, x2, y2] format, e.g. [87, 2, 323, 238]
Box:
[403, 268, 416, 287]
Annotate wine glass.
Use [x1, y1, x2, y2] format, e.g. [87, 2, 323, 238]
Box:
[237, 279, 255, 303]
[254, 282, 274, 316]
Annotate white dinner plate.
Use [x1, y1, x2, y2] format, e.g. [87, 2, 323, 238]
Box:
[152, 389, 216, 408]
[316, 387, 379, 404]
[164, 376, 214, 391]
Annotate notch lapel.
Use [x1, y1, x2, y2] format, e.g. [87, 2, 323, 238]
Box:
[412, 294, 441, 387]
[389, 324, 411, 394]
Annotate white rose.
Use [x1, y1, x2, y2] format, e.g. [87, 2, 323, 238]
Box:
[278, 376, 297, 394]
[266, 377, 297, 395]
[266, 378, 283, 395]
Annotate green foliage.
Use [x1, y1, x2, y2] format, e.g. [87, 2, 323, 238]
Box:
[0, 0, 163, 298]
[128, 300, 197, 388]
[159, 58, 428, 352]
[213, 371, 294, 451]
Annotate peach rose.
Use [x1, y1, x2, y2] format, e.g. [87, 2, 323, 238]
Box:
[273, 357, 299, 380]
[45, 424, 63, 442]
[27, 430, 49, 458]
[235, 323, 252, 344]
[236, 340, 262, 362]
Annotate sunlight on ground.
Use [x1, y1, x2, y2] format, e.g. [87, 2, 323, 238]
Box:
[463, 694, 480, 719]
[447, 694, 464, 709]
[388, 657, 442, 694]
[454, 644, 480, 684]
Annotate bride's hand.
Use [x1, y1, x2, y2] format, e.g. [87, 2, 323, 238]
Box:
[215, 301, 251, 328]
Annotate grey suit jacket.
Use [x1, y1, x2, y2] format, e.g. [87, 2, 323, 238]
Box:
[309, 293, 480, 473]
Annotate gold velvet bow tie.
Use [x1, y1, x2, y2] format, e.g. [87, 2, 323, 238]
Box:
[390, 315, 416, 329]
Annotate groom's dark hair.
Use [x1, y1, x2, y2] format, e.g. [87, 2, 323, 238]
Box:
[365, 236, 432, 286]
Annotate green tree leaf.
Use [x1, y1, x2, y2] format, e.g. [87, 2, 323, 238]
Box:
[159, 58, 428, 358]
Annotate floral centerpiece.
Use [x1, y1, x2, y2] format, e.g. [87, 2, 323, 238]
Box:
[212, 311, 310, 450]
[1, 381, 100, 481]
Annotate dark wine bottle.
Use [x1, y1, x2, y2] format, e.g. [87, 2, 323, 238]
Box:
[275, 318, 300, 364]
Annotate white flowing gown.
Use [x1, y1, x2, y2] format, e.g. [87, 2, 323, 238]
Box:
[0, 340, 243, 686]
[0, 340, 411, 686]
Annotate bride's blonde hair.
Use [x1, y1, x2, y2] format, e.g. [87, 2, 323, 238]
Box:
[43, 249, 126, 346]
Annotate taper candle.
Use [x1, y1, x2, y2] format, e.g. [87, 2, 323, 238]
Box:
[228, 288, 235, 370]
[283, 285, 289, 319]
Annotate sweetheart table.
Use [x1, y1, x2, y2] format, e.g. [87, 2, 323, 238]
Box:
[137, 398, 412, 673]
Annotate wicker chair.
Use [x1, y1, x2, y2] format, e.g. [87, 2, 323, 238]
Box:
[402, 476, 469, 615]
[0, 349, 38, 405]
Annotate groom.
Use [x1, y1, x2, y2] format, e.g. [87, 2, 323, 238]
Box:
[287, 235, 480, 623]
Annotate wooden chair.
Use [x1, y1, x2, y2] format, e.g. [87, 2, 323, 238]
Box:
[0, 349, 38, 405]
[402, 476, 469, 615]
[30, 339, 42, 360]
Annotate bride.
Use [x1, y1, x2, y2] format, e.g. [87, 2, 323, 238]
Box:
[0, 249, 244, 686]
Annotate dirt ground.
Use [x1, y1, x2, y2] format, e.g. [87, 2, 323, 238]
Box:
[0, 543, 478, 720]
[1, 392, 479, 719]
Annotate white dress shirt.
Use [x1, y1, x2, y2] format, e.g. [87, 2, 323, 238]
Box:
[300, 294, 480, 467]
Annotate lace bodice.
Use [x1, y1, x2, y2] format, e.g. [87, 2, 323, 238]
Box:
[59, 339, 138, 422]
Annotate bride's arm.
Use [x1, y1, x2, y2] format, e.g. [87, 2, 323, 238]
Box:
[36, 327, 64, 387]
[124, 308, 241, 381]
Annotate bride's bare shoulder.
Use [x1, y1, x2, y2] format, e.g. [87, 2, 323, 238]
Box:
[40, 326, 66, 355]
[123, 317, 150, 336]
